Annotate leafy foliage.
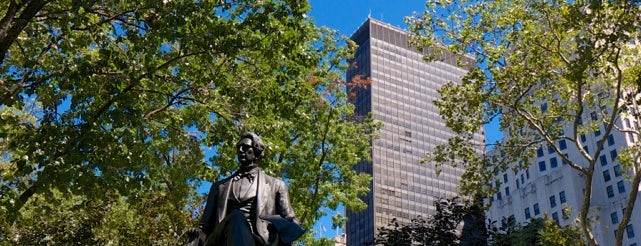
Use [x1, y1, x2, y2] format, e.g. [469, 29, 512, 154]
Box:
[0, 0, 378, 244]
[372, 197, 488, 246]
[408, 1, 641, 245]
[492, 217, 583, 246]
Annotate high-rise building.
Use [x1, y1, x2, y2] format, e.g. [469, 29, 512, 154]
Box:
[344, 18, 484, 245]
[486, 97, 641, 245]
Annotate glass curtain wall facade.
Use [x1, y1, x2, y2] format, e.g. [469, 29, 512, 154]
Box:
[345, 18, 484, 245]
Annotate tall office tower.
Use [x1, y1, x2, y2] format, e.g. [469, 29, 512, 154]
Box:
[344, 18, 484, 245]
[486, 100, 641, 245]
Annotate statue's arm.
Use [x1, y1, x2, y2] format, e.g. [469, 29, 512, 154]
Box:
[275, 180, 299, 224]
[199, 182, 219, 235]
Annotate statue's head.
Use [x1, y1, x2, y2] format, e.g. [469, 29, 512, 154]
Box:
[236, 132, 265, 168]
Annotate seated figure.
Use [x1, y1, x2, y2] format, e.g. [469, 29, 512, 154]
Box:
[188, 132, 303, 246]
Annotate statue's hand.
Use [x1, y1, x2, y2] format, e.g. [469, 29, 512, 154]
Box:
[186, 227, 206, 245]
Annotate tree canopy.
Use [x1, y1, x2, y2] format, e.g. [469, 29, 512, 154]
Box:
[373, 197, 488, 246]
[408, 1, 641, 245]
[492, 217, 583, 246]
[0, 0, 378, 244]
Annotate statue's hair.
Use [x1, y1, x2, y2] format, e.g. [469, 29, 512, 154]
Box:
[237, 132, 265, 160]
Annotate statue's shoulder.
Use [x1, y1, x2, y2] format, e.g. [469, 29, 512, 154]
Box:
[212, 176, 233, 186]
[259, 169, 285, 183]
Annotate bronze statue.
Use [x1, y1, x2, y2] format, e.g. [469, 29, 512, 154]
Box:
[188, 132, 303, 246]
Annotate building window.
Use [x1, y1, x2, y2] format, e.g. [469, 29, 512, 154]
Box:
[552, 212, 559, 225]
[497, 191, 502, 200]
[600, 155, 608, 166]
[503, 173, 508, 183]
[539, 161, 546, 172]
[550, 196, 557, 208]
[611, 212, 619, 224]
[607, 185, 614, 198]
[607, 134, 615, 146]
[581, 134, 586, 142]
[627, 224, 635, 239]
[614, 165, 622, 177]
[617, 181, 625, 194]
[548, 145, 554, 154]
[559, 140, 567, 150]
[595, 129, 601, 137]
[591, 111, 598, 121]
[583, 145, 589, 154]
[525, 207, 531, 219]
[603, 170, 611, 182]
[526, 169, 530, 179]
[534, 203, 540, 216]
[611, 149, 618, 161]
[521, 174, 525, 184]
[537, 147, 544, 157]
[559, 191, 567, 203]
[541, 103, 548, 113]
[505, 187, 510, 196]
[550, 157, 558, 168]
[516, 181, 520, 189]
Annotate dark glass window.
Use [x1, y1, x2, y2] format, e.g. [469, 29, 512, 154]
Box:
[505, 187, 510, 196]
[627, 224, 635, 239]
[600, 155, 608, 166]
[552, 212, 559, 224]
[603, 170, 611, 182]
[611, 212, 619, 224]
[503, 174, 508, 183]
[549, 196, 557, 208]
[562, 208, 570, 219]
[581, 134, 586, 142]
[533, 203, 540, 215]
[611, 149, 618, 161]
[559, 191, 567, 203]
[607, 185, 614, 198]
[525, 207, 531, 219]
[537, 147, 544, 157]
[539, 161, 546, 172]
[520, 174, 525, 184]
[618, 181, 625, 194]
[548, 146, 554, 154]
[607, 134, 615, 146]
[550, 157, 558, 168]
[614, 165, 622, 177]
[559, 140, 567, 150]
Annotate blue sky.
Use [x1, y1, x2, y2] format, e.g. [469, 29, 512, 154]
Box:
[309, 0, 426, 37]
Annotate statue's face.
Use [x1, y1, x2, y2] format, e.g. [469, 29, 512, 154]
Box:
[237, 137, 256, 166]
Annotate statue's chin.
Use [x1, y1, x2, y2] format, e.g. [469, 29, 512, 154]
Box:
[239, 161, 256, 168]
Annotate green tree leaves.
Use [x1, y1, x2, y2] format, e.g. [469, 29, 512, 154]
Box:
[409, 1, 641, 245]
[1, 1, 378, 244]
